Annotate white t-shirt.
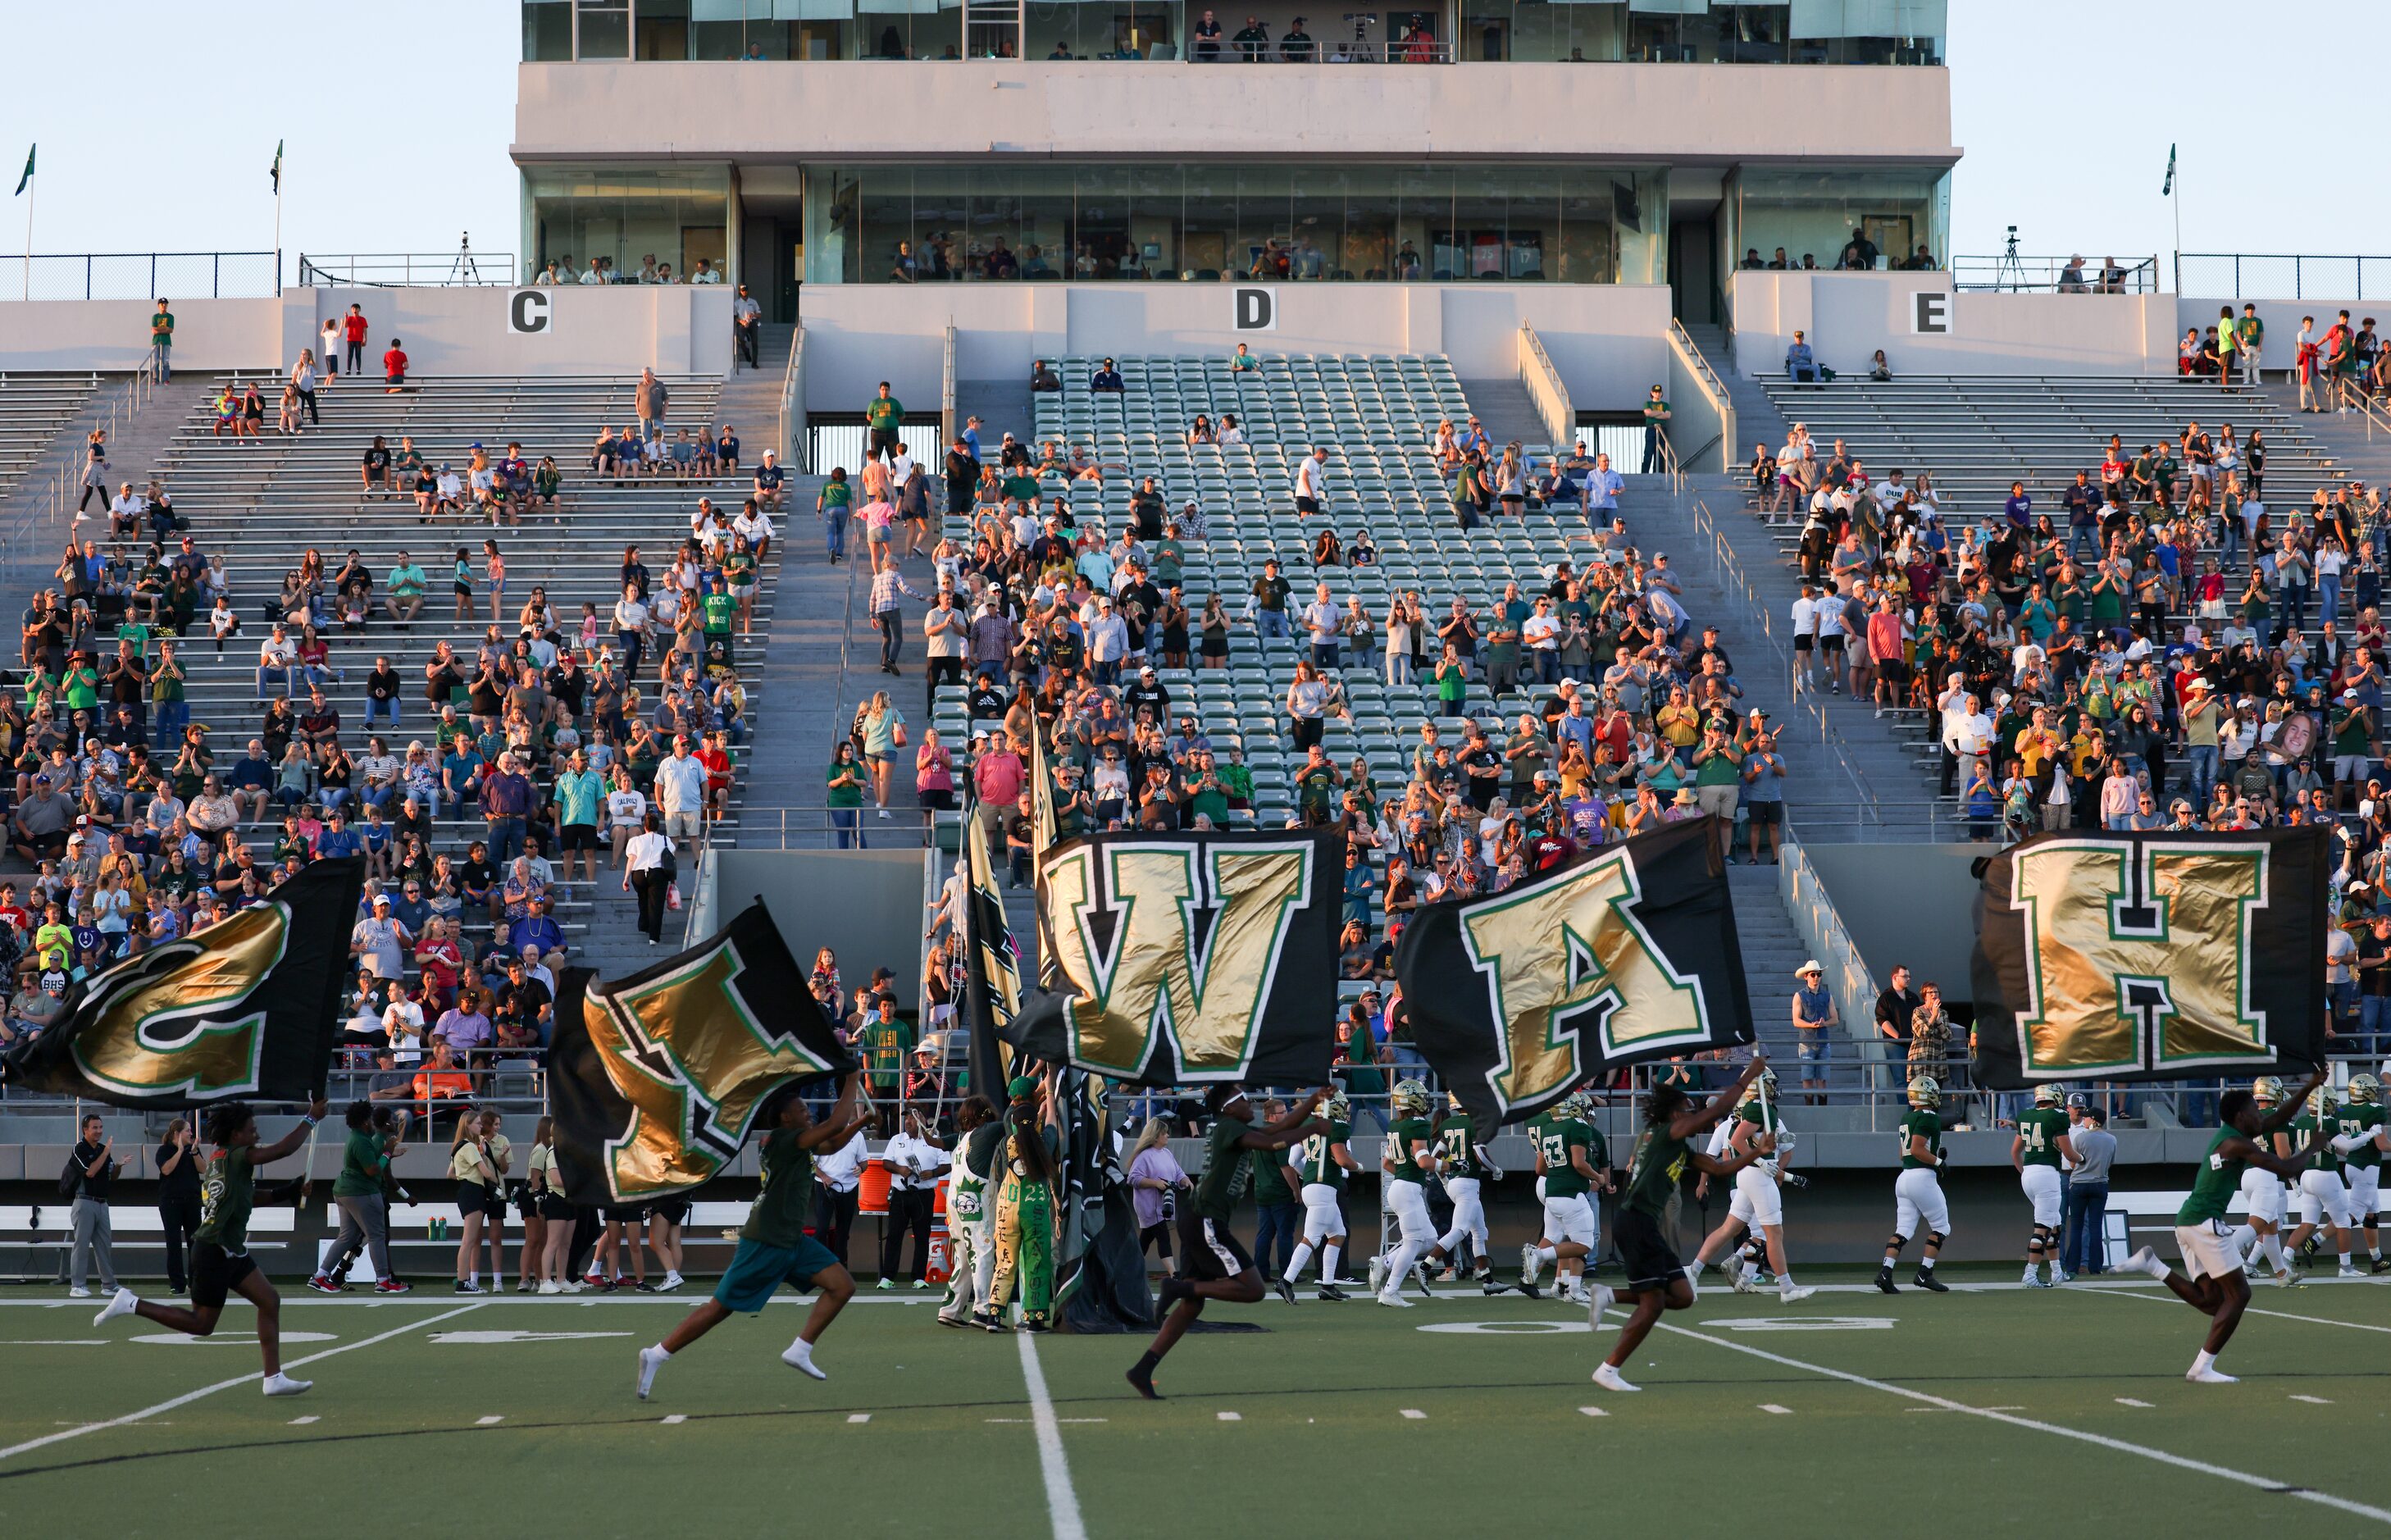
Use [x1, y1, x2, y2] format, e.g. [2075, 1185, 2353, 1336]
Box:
[605, 789, 646, 825]
[1523, 613, 1560, 652]
[1789, 594, 1819, 637]
[1296, 456, 1327, 502]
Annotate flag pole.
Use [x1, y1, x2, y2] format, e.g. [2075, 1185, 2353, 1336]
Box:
[20, 168, 32, 303]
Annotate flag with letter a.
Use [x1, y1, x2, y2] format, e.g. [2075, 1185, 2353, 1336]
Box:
[1970, 827, 2328, 1087]
[0, 858, 362, 1106]
[1394, 818, 1753, 1127]
[549, 900, 858, 1206]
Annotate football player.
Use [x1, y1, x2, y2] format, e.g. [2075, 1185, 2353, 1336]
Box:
[2325, 1073, 2389, 1272]
[2011, 1084, 2078, 1288]
[1369, 1079, 1444, 1307]
[1432, 1091, 1506, 1293]
[1874, 1076, 1952, 1294]
[1587, 1054, 1774, 1393]
[1277, 1093, 1363, 1301]
[1522, 1091, 1607, 1306]
[2284, 1084, 2362, 1278]
[1689, 1066, 1815, 1304]
[2227, 1077, 2300, 1288]
[2120, 1068, 2325, 1383]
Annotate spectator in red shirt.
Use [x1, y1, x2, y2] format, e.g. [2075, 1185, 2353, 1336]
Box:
[382, 339, 408, 394]
[342, 304, 369, 374]
[697, 731, 733, 815]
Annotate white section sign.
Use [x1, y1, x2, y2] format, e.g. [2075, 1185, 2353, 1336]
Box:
[508, 288, 554, 336]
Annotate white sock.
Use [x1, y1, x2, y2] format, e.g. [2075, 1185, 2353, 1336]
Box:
[2229, 1224, 2255, 1256]
[467, 1273, 478, 1287]
[1535, 1244, 1557, 1264]
[1383, 1240, 1422, 1292]
[1323, 1242, 1342, 1282]
[2191, 1349, 2216, 1374]
[1920, 1256, 1936, 1270]
[2261, 1234, 2290, 1273]
[786, 1336, 814, 1361]
[1776, 1271, 1797, 1289]
[2339, 1252, 2353, 1269]
[1285, 1242, 1314, 1283]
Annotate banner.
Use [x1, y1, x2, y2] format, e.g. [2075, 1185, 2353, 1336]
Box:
[1970, 827, 2330, 1087]
[960, 793, 1022, 1099]
[0, 858, 362, 1107]
[1005, 827, 1341, 1087]
[550, 900, 858, 1206]
[1394, 818, 1754, 1128]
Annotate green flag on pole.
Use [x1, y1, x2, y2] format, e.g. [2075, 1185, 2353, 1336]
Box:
[2161, 144, 2176, 197]
[269, 139, 282, 194]
[12, 146, 31, 198]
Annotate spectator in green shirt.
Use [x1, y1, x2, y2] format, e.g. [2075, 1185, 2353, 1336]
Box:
[150, 300, 175, 382]
[385, 553, 426, 625]
[867, 381, 904, 462]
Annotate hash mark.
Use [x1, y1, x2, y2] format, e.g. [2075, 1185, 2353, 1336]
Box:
[2114, 1398, 2152, 1408]
[849, 1413, 872, 1423]
[1217, 1411, 1241, 1421]
[287, 1415, 319, 1425]
[1578, 1406, 1609, 1418]
[1400, 1409, 1426, 1419]
[476, 1415, 505, 1425]
[661, 1415, 687, 1424]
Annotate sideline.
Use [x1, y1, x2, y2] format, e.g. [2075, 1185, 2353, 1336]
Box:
[1015, 1331, 1087, 1540]
[0, 1301, 489, 1464]
[2077, 1283, 2391, 1336]
[1648, 1315, 2391, 1525]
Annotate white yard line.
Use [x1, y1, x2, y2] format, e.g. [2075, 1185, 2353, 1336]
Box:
[1014, 1331, 1087, 1540]
[1653, 1319, 2391, 1526]
[2079, 1284, 2391, 1336]
[0, 1301, 488, 1465]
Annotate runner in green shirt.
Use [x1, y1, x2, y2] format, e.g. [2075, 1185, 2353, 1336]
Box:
[2117, 1068, 2320, 1383]
[866, 383, 904, 460]
[1277, 1097, 1360, 1301]
[1591, 1055, 1771, 1394]
[93, 1095, 329, 1396]
[639, 1071, 869, 1399]
[1130, 1084, 1326, 1400]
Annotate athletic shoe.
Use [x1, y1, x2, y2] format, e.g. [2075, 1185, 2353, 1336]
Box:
[2371, 1257, 2391, 1274]
[1777, 1283, 1817, 1305]
[306, 1274, 340, 1295]
[1411, 1262, 1435, 1299]
[583, 1273, 608, 1292]
[1729, 1267, 1758, 1295]
[1125, 1361, 1162, 1400]
[515, 1279, 535, 1293]
[1375, 1289, 1412, 1308]
[781, 1342, 828, 1379]
[374, 1279, 412, 1295]
[2020, 1265, 2040, 1286]
[93, 1287, 139, 1328]
[2337, 1264, 2365, 1279]
[635, 1346, 668, 1400]
[913, 1278, 931, 1290]
[971, 1310, 1008, 1333]
[1318, 1283, 1352, 1301]
[936, 1312, 966, 1328]
[1273, 1277, 1297, 1305]
[1587, 1283, 1616, 1325]
[67, 1287, 91, 1299]
[1513, 1280, 1544, 1301]
[453, 1280, 483, 1294]
[1020, 1319, 1051, 1334]
[1519, 1242, 1542, 1287]
[1563, 1285, 1592, 1307]
[2274, 1269, 2305, 1289]
[1434, 1268, 1458, 1283]
[1479, 1275, 1510, 1296]
[2024, 1273, 2054, 1290]
[1367, 1255, 1387, 1297]
[2185, 1364, 2238, 1384]
[2055, 1270, 2076, 1283]
[876, 1278, 897, 1292]
[663, 1272, 685, 1292]
[537, 1281, 561, 1295]
[635, 1281, 660, 1293]
[2123, 1246, 2165, 1278]
[1912, 1269, 1949, 1293]
[262, 1374, 313, 1398]
[1874, 1269, 1898, 1295]
[1590, 1362, 1639, 1392]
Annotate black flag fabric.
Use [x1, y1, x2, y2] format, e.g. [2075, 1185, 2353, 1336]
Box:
[959, 793, 1022, 1099]
[1394, 817, 1754, 1128]
[0, 857, 364, 1107]
[549, 900, 859, 1207]
[1005, 827, 1341, 1087]
[1970, 827, 2330, 1087]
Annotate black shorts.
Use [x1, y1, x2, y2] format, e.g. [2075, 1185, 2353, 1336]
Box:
[1874, 658, 1910, 686]
[559, 823, 598, 851]
[1793, 636, 1814, 653]
[1294, 496, 1321, 516]
[192, 1241, 257, 1311]
[1614, 1208, 1684, 1295]
[1747, 800, 1783, 826]
[538, 1191, 573, 1222]
[1820, 635, 1847, 654]
[606, 1205, 649, 1226]
[1175, 1207, 1254, 1283]
[649, 1196, 691, 1227]
[464, 1182, 507, 1219]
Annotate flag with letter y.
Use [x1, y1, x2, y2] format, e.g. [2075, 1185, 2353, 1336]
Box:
[0, 857, 363, 1105]
[1394, 818, 1753, 1127]
[550, 900, 858, 1206]
[1970, 827, 2328, 1087]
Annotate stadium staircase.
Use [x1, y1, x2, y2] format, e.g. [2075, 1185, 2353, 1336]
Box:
[2253, 376, 2391, 490]
[130, 370, 774, 982]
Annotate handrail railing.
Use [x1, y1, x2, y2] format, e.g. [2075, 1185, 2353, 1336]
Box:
[1516, 321, 1574, 454]
[1948, 253, 2158, 294]
[940, 320, 959, 457]
[16, 366, 157, 583]
[1777, 839, 1885, 1129]
[1665, 317, 1736, 476]
[298, 252, 517, 288]
[13, 250, 278, 302]
[2176, 251, 2391, 300]
[781, 323, 808, 473]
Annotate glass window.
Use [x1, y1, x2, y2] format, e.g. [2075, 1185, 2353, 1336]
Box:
[576, 0, 631, 57]
[637, 0, 694, 56]
[1733, 166, 1943, 273]
[523, 0, 574, 60]
[526, 164, 731, 283]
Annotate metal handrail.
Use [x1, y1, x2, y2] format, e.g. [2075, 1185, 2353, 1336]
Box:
[20, 366, 157, 582]
[2175, 251, 2391, 300]
[1948, 253, 2159, 294]
[298, 252, 517, 288]
[1517, 321, 1574, 455]
[1665, 317, 1737, 476]
[13, 250, 278, 302]
[940, 321, 959, 456]
[781, 323, 808, 472]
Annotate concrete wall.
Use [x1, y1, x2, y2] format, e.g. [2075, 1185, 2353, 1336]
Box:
[708, 848, 928, 1012]
[2178, 294, 2384, 362]
[799, 281, 1673, 413]
[1799, 842, 1991, 1008]
[1730, 271, 2179, 380]
[517, 60, 1956, 166]
[0, 286, 732, 378]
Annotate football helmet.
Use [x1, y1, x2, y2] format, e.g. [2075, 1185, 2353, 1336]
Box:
[2033, 1084, 2064, 1108]
[1557, 1091, 1593, 1121]
[1907, 1076, 1941, 1109]
[2307, 1085, 2338, 1120]
[1753, 1067, 1780, 1101]
[2349, 1074, 2381, 1107]
[1323, 1093, 1351, 1123]
[1391, 1079, 1431, 1117]
[2252, 1075, 2285, 1105]
[1447, 1089, 1466, 1114]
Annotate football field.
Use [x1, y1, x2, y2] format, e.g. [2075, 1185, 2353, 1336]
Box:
[0, 1270, 2385, 1535]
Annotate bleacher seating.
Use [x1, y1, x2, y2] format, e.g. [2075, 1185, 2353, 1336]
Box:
[0, 372, 103, 501]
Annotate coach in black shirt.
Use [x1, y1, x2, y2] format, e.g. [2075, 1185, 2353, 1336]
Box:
[1873, 964, 1921, 1053]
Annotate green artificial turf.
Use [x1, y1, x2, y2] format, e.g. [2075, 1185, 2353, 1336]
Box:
[0, 1269, 2384, 1536]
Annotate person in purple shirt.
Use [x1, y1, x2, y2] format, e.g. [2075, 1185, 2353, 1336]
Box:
[508, 897, 565, 959]
[2002, 481, 2032, 534]
[434, 997, 494, 1062]
[477, 751, 534, 865]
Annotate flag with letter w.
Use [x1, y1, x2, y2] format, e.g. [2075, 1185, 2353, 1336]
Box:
[1395, 818, 1753, 1127]
[1007, 827, 1342, 1086]
[1970, 827, 2328, 1087]
[0, 857, 362, 1106]
[550, 900, 858, 1206]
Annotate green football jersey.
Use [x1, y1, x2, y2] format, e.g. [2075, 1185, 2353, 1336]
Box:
[1437, 1114, 1488, 1180]
[1623, 1127, 1689, 1219]
[1385, 1116, 1432, 1184]
[2015, 1107, 2070, 1168]
[1539, 1118, 1594, 1198]
[742, 1128, 815, 1248]
[1196, 1114, 1252, 1221]
[333, 1128, 387, 1198]
[1298, 1121, 1350, 1189]
[2334, 1105, 2384, 1170]
[1898, 1109, 1942, 1169]
[194, 1146, 257, 1251]
[2291, 1114, 2343, 1175]
[1252, 1150, 1294, 1205]
[2176, 1127, 2246, 1225]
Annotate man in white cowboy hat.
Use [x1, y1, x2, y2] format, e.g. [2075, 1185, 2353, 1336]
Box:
[1792, 961, 1838, 1104]
[2182, 676, 2223, 808]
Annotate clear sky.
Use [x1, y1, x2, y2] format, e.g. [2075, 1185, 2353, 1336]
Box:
[0, 0, 2382, 284]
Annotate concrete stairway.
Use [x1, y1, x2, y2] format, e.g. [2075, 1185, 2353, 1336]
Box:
[2256, 376, 2391, 490]
[955, 379, 1036, 449]
[1456, 376, 1550, 449]
[1, 374, 213, 595]
[1681, 322, 1789, 462]
[712, 323, 794, 460]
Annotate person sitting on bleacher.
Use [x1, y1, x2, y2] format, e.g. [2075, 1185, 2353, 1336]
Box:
[1785, 330, 1822, 384]
[1030, 358, 1063, 393]
[1090, 358, 1125, 393]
